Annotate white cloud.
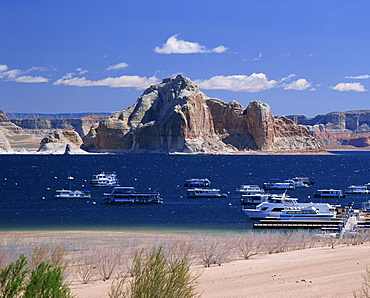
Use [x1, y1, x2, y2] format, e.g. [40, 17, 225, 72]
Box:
[76, 68, 89, 74]
[106, 62, 129, 71]
[53, 75, 160, 89]
[26, 66, 47, 73]
[283, 78, 312, 91]
[196, 73, 277, 92]
[14, 76, 49, 83]
[0, 65, 49, 83]
[0, 65, 9, 72]
[330, 82, 367, 92]
[154, 35, 227, 54]
[345, 74, 370, 79]
[211, 45, 228, 54]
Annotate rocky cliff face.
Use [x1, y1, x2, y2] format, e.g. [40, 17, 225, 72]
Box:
[37, 130, 86, 154]
[83, 75, 321, 153]
[287, 110, 370, 148]
[0, 128, 13, 153]
[10, 114, 109, 137]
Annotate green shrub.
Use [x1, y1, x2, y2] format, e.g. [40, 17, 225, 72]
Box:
[109, 247, 200, 298]
[0, 255, 73, 298]
[0, 254, 29, 298]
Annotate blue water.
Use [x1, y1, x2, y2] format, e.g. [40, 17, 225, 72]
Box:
[1, 153, 370, 232]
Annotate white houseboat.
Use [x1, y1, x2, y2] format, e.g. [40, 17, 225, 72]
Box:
[184, 178, 211, 187]
[314, 189, 346, 198]
[105, 187, 163, 204]
[90, 171, 120, 187]
[187, 188, 227, 198]
[345, 185, 370, 195]
[54, 189, 91, 199]
[236, 185, 264, 195]
[263, 181, 295, 190]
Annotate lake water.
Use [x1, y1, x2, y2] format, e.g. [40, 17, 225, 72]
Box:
[1, 152, 370, 232]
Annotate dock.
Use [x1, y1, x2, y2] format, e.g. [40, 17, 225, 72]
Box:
[253, 219, 342, 230]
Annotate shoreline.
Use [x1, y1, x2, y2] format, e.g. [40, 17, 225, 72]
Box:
[1, 230, 369, 297]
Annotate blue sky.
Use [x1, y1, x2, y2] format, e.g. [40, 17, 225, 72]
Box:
[1, 0, 370, 117]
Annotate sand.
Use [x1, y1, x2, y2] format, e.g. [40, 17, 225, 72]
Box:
[1, 231, 369, 297]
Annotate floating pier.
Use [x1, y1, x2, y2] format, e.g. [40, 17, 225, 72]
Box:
[253, 219, 343, 230]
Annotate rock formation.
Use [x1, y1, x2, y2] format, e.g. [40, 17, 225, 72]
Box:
[0, 128, 13, 153]
[9, 114, 109, 137]
[83, 75, 322, 153]
[37, 130, 87, 154]
[287, 110, 370, 148]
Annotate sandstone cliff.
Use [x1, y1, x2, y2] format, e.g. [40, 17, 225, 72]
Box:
[0, 128, 13, 153]
[83, 75, 321, 153]
[287, 110, 370, 148]
[83, 75, 233, 153]
[10, 114, 109, 137]
[37, 130, 87, 154]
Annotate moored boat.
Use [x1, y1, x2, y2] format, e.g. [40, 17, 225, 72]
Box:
[236, 185, 264, 195]
[187, 188, 227, 198]
[314, 189, 346, 198]
[279, 206, 336, 221]
[263, 181, 294, 190]
[289, 177, 315, 185]
[54, 189, 91, 199]
[242, 193, 337, 220]
[105, 187, 163, 204]
[345, 185, 370, 195]
[184, 178, 211, 187]
[90, 171, 120, 187]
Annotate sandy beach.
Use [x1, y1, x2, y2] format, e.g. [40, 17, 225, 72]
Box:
[1, 230, 369, 297]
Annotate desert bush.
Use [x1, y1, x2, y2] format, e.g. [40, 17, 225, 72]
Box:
[235, 232, 262, 259]
[200, 236, 231, 267]
[354, 267, 370, 297]
[261, 231, 292, 254]
[0, 254, 29, 298]
[23, 261, 74, 298]
[0, 254, 73, 298]
[109, 247, 200, 298]
[96, 245, 123, 281]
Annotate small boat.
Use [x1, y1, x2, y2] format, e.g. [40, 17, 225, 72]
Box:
[54, 189, 91, 199]
[279, 206, 336, 221]
[236, 185, 264, 195]
[284, 179, 309, 188]
[314, 189, 346, 198]
[105, 187, 163, 204]
[187, 188, 227, 198]
[90, 171, 120, 187]
[289, 177, 315, 185]
[184, 178, 211, 187]
[263, 181, 295, 190]
[345, 185, 370, 195]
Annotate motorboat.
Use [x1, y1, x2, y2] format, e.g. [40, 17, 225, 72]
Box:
[104, 187, 163, 204]
[54, 189, 91, 199]
[236, 185, 264, 195]
[314, 189, 346, 198]
[242, 193, 337, 220]
[263, 181, 295, 190]
[90, 171, 120, 187]
[187, 188, 227, 198]
[279, 206, 336, 220]
[184, 178, 211, 187]
[345, 185, 370, 195]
